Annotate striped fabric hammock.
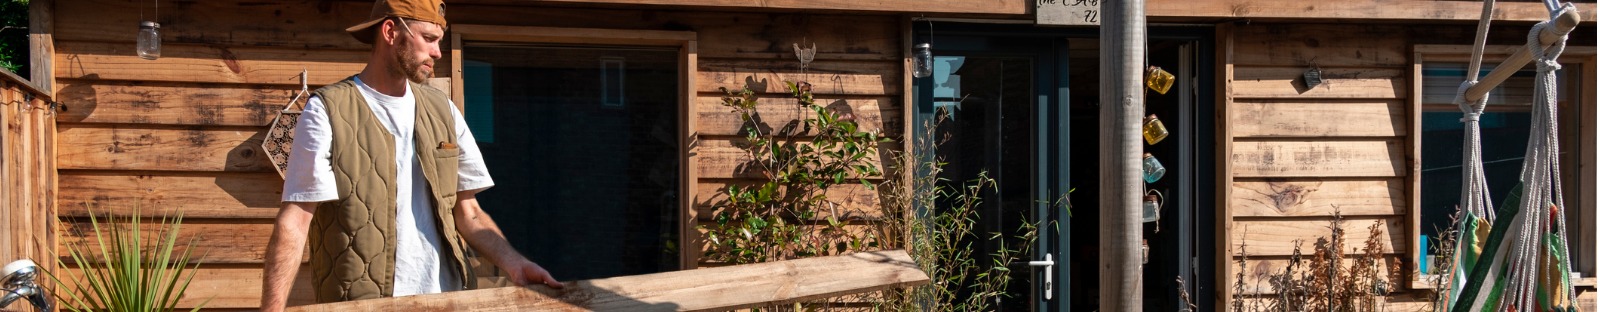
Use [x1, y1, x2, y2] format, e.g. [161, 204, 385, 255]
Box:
[1444, 2, 1580, 311]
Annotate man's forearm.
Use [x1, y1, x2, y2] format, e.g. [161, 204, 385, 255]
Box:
[261, 202, 315, 312]
[453, 193, 525, 266]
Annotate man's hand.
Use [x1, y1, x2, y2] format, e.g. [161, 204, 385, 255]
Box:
[502, 258, 564, 288]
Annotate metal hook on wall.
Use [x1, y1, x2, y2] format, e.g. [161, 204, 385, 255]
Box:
[286, 69, 309, 112]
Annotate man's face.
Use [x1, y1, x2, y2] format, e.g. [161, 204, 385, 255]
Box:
[388, 19, 444, 83]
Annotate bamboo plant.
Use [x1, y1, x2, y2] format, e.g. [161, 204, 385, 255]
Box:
[46, 204, 208, 312]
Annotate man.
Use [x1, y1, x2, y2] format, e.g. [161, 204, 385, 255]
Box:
[260, 0, 561, 310]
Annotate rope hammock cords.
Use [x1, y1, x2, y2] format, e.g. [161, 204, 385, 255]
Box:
[1446, 2, 1581, 311]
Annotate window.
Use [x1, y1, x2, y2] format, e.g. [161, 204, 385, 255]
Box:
[1412, 45, 1597, 288]
[450, 26, 698, 279]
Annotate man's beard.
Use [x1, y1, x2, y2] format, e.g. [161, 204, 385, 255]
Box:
[391, 37, 432, 83]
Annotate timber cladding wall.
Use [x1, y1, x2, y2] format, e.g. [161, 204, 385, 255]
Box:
[49, 0, 900, 309]
[1219, 23, 1414, 307]
[1218, 22, 1596, 310]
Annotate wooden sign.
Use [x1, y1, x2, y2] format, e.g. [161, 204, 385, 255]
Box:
[1036, 0, 1100, 26]
[285, 250, 929, 312]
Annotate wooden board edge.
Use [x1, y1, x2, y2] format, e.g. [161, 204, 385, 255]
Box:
[899, 14, 913, 254]
[1406, 48, 1424, 289]
[681, 40, 699, 271]
[1215, 21, 1236, 312]
[29, 0, 54, 98]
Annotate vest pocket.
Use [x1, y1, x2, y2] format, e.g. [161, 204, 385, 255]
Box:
[433, 147, 460, 197]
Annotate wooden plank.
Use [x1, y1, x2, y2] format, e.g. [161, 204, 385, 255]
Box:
[446, 7, 898, 61]
[454, 25, 695, 47]
[1235, 291, 1431, 311]
[58, 219, 275, 264]
[1228, 257, 1401, 295]
[1215, 22, 1237, 312]
[54, 0, 373, 50]
[57, 265, 314, 309]
[695, 96, 900, 137]
[0, 79, 58, 288]
[58, 171, 283, 219]
[1231, 179, 1406, 217]
[1231, 139, 1405, 178]
[57, 124, 273, 172]
[1408, 51, 1425, 289]
[456, 0, 1026, 15]
[698, 59, 899, 96]
[1232, 24, 1408, 67]
[55, 41, 365, 85]
[1229, 101, 1405, 137]
[1232, 66, 1405, 100]
[692, 182, 884, 221]
[690, 15, 898, 61]
[681, 40, 700, 271]
[1233, 217, 1405, 256]
[286, 250, 928, 312]
[694, 139, 893, 179]
[29, 0, 54, 96]
[55, 79, 298, 126]
[1145, 0, 1594, 22]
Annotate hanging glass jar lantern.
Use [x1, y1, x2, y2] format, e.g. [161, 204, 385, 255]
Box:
[1143, 114, 1168, 145]
[137, 21, 161, 60]
[1141, 190, 1163, 223]
[913, 43, 933, 78]
[1142, 153, 1166, 184]
[1145, 66, 1175, 95]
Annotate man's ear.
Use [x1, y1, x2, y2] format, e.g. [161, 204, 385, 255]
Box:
[378, 19, 398, 46]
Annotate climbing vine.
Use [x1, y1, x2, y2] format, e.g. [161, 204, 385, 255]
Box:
[700, 79, 889, 264]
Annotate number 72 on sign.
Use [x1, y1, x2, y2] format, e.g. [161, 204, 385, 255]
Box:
[1036, 0, 1100, 26]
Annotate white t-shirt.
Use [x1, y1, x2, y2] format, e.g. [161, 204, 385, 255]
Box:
[281, 77, 493, 296]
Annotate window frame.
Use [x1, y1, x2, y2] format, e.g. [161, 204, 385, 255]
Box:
[1409, 44, 1597, 289]
[449, 25, 701, 270]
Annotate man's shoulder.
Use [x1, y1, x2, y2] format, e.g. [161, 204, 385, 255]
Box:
[411, 82, 448, 102]
[312, 76, 361, 97]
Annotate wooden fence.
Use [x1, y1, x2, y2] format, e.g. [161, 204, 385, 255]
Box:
[0, 68, 56, 304]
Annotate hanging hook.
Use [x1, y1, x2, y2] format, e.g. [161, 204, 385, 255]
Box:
[286, 69, 309, 112]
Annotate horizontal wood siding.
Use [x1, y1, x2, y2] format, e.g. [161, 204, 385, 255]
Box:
[1217, 21, 1596, 308]
[52, 1, 901, 309]
[1221, 23, 1416, 300]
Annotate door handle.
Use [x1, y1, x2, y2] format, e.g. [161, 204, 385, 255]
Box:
[1027, 253, 1055, 300]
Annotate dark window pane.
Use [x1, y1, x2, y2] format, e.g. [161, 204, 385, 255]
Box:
[462, 43, 680, 280]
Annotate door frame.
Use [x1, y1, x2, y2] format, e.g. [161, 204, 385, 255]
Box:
[447, 25, 702, 270]
[912, 22, 1217, 311]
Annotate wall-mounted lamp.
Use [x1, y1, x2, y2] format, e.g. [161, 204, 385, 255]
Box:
[1303, 66, 1324, 89]
[913, 43, 933, 78]
[137, 21, 161, 60]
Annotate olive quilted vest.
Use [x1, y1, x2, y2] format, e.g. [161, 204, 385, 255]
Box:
[307, 77, 476, 303]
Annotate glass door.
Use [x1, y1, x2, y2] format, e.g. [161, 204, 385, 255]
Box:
[915, 33, 1073, 311]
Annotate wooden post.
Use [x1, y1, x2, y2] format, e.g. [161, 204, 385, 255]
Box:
[28, 0, 52, 96]
[1099, 0, 1145, 309]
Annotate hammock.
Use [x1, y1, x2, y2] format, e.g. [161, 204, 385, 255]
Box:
[1445, 1, 1581, 311]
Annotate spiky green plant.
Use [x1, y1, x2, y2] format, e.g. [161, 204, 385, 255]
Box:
[46, 204, 208, 312]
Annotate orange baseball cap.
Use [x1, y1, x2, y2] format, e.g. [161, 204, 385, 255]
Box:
[345, 0, 448, 44]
